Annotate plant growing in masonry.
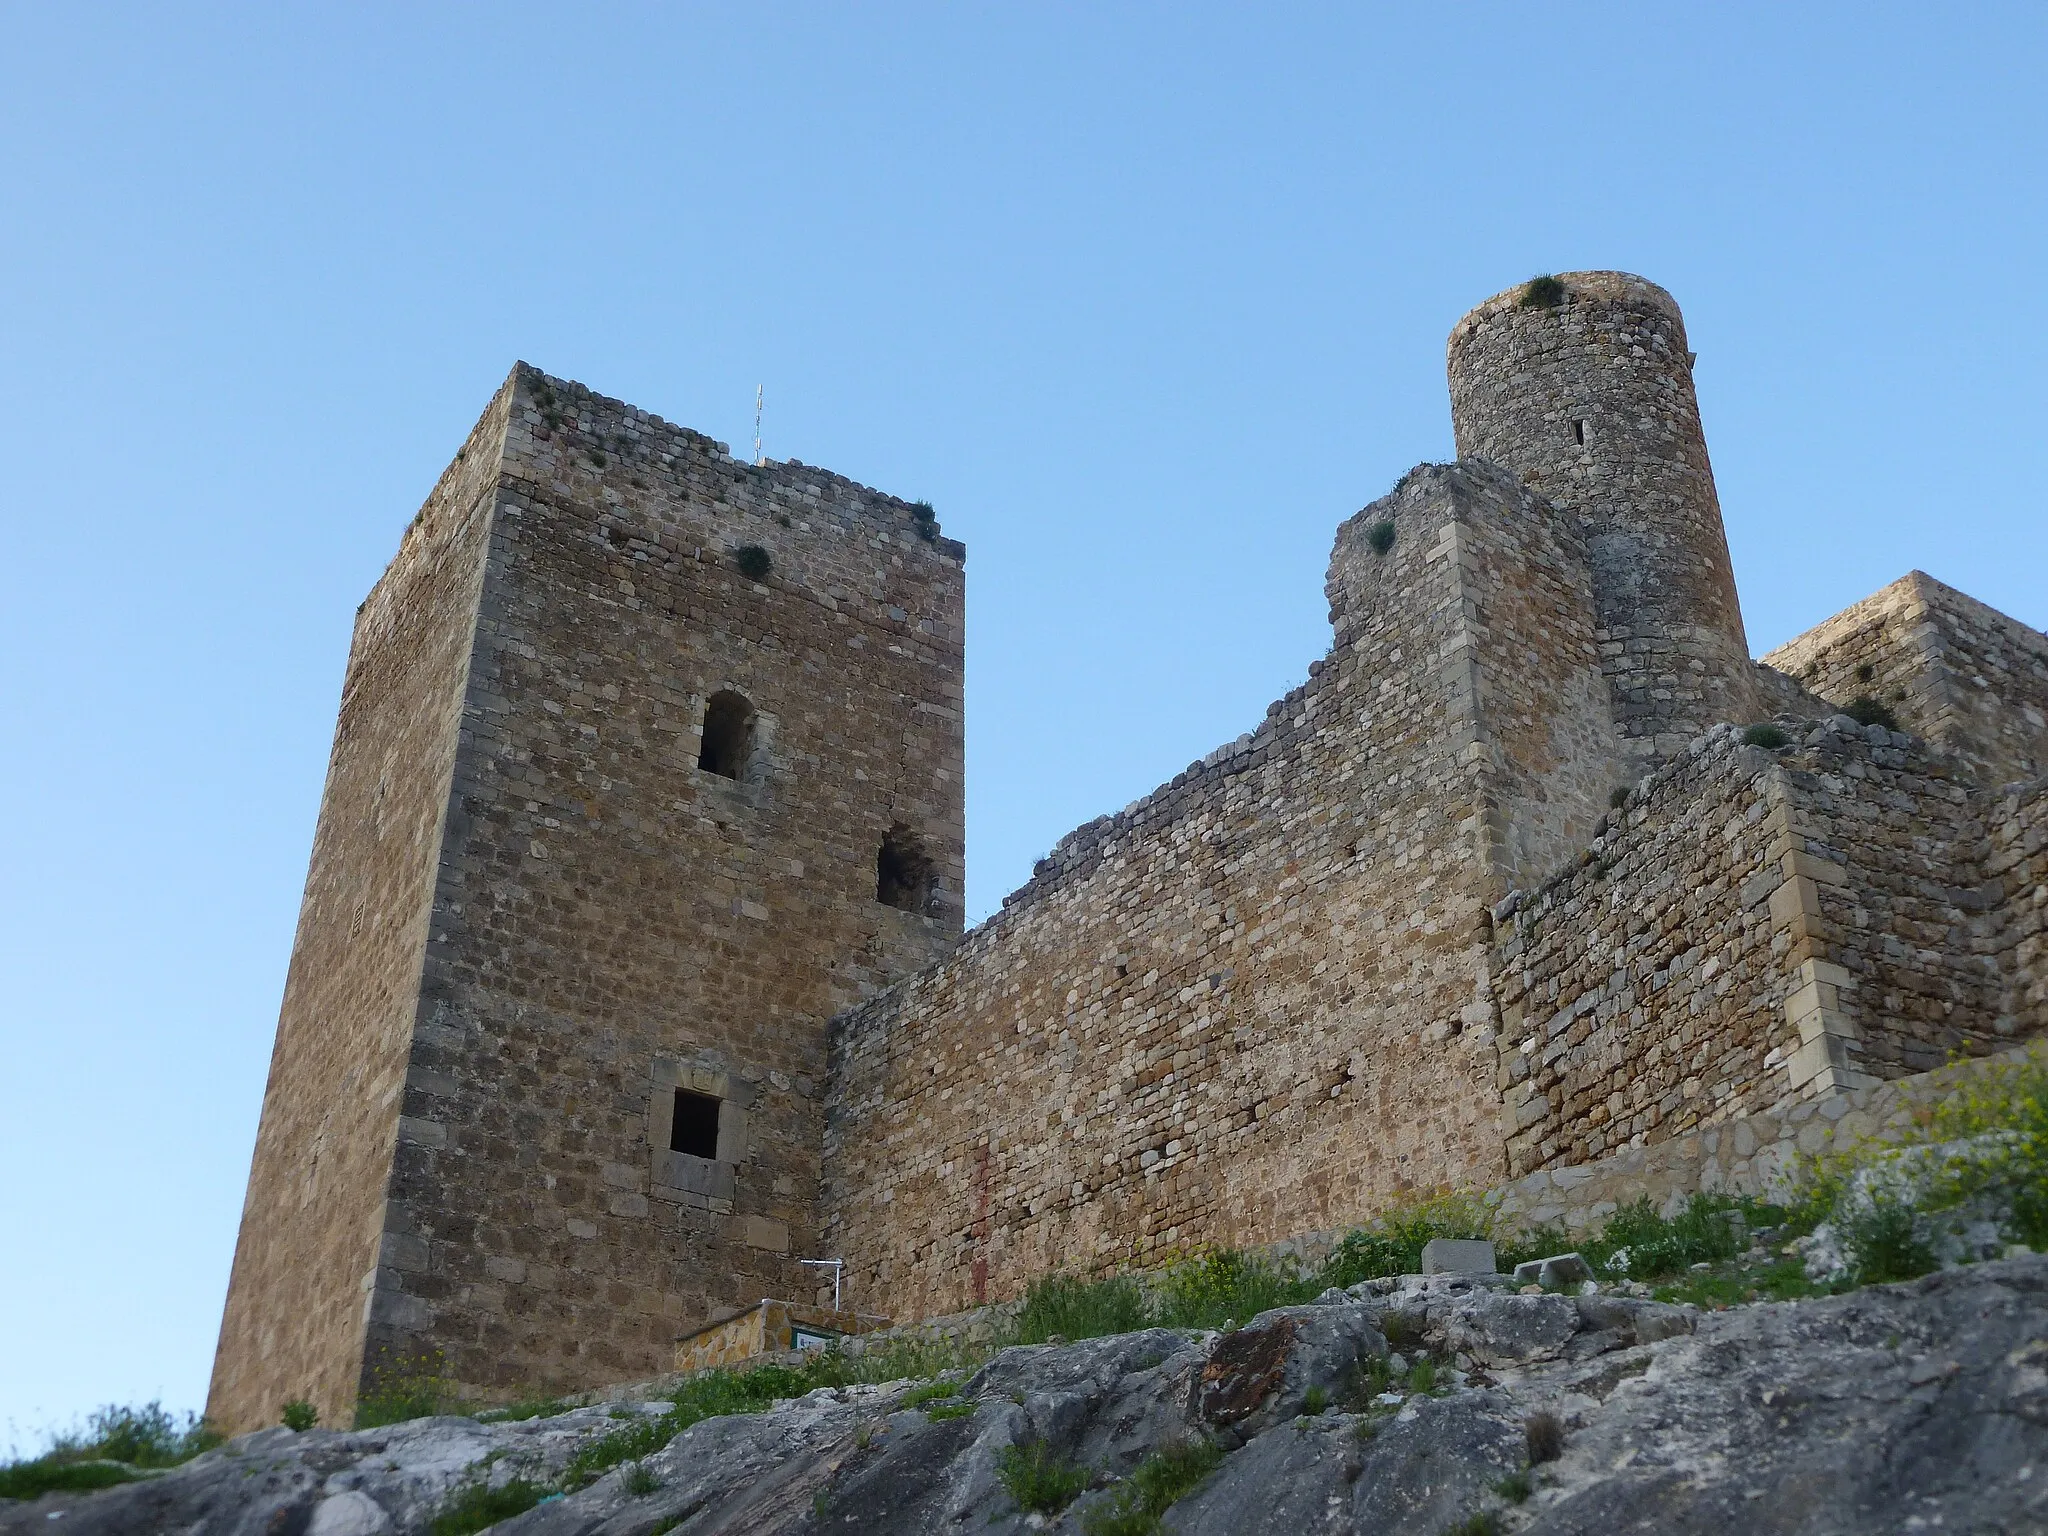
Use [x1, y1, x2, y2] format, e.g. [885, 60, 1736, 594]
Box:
[1519, 274, 1567, 308]
[1844, 695, 1899, 731]
[281, 1399, 318, 1432]
[733, 544, 772, 581]
[1367, 520, 1396, 554]
[1742, 723, 1790, 749]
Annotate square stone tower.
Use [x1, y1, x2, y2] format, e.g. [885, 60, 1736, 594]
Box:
[208, 366, 964, 1432]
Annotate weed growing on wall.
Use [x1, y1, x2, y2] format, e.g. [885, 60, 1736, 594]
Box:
[281, 1399, 318, 1432]
[733, 544, 772, 581]
[1844, 695, 1899, 731]
[1742, 723, 1791, 749]
[1367, 520, 1397, 554]
[1519, 275, 1566, 308]
[356, 1348, 468, 1428]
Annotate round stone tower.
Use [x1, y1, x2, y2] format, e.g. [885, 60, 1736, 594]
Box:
[1447, 271, 1758, 760]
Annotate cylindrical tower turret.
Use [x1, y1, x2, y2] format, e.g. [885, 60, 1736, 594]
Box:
[1447, 271, 1758, 761]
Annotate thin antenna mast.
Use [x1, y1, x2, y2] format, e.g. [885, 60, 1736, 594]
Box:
[753, 384, 765, 466]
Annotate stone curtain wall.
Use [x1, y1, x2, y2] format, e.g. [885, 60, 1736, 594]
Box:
[209, 382, 516, 1433]
[1490, 715, 2028, 1182]
[823, 461, 1637, 1323]
[1782, 723, 2002, 1077]
[1988, 777, 2048, 1036]
[1489, 731, 1786, 1176]
[1764, 571, 2048, 786]
[1448, 272, 1759, 764]
[362, 369, 966, 1405]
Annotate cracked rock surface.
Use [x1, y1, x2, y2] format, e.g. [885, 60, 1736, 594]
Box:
[7, 1257, 2045, 1535]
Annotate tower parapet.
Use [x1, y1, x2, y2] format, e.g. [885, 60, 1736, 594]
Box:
[1447, 271, 1759, 760]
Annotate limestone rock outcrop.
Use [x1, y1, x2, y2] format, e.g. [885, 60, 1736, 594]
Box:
[13, 1256, 2046, 1534]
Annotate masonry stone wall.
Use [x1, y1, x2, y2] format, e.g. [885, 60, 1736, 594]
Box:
[215, 271, 2048, 1426]
[1489, 713, 2020, 1186]
[210, 366, 967, 1431]
[1764, 570, 2048, 786]
[1988, 777, 2048, 1037]
[209, 382, 515, 1433]
[1449, 273, 1759, 764]
[821, 460, 1632, 1322]
[362, 369, 964, 1408]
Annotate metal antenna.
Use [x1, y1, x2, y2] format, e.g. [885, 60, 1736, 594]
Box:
[753, 384, 765, 466]
[798, 1257, 845, 1311]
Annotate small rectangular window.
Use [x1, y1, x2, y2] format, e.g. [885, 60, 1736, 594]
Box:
[670, 1089, 722, 1159]
[1572, 418, 1587, 446]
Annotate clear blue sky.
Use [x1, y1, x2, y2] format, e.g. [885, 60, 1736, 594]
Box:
[3, 3, 2044, 1448]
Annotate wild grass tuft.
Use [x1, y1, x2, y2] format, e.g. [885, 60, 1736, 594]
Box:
[428, 1476, 549, 1536]
[1844, 695, 1899, 731]
[996, 1438, 1091, 1514]
[0, 1400, 222, 1501]
[1081, 1436, 1223, 1536]
[1367, 520, 1397, 555]
[1519, 274, 1567, 308]
[733, 544, 772, 581]
[1743, 723, 1791, 749]
[1013, 1272, 1149, 1344]
[1525, 1410, 1565, 1464]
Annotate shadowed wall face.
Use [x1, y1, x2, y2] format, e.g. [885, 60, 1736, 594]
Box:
[1448, 271, 1760, 764]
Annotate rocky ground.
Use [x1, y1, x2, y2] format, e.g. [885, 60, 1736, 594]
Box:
[8, 1256, 2045, 1535]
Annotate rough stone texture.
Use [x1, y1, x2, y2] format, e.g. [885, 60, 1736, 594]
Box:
[215, 272, 2048, 1421]
[1449, 271, 1761, 764]
[824, 459, 1630, 1321]
[1765, 569, 2048, 786]
[212, 366, 965, 1431]
[37, 1260, 2048, 1534]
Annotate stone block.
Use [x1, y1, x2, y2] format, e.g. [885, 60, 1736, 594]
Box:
[1512, 1252, 1593, 1289]
[1420, 1238, 1497, 1275]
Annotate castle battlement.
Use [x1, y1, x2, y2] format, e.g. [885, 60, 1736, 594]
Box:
[210, 276, 2048, 1430]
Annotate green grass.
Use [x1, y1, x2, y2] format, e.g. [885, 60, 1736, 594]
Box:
[623, 1462, 662, 1496]
[280, 1400, 318, 1432]
[1445, 1513, 1504, 1536]
[1843, 695, 1899, 731]
[1013, 1272, 1150, 1344]
[1081, 1437, 1223, 1536]
[0, 1460, 147, 1500]
[475, 1395, 576, 1424]
[900, 1381, 960, 1409]
[925, 1401, 976, 1422]
[996, 1439, 1091, 1515]
[0, 1400, 222, 1501]
[1742, 723, 1791, 749]
[1492, 1468, 1533, 1504]
[1154, 1249, 1314, 1330]
[428, 1476, 550, 1536]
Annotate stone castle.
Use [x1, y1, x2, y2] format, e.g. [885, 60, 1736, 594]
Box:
[208, 272, 2048, 1432]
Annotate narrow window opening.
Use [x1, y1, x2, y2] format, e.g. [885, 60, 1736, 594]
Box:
[670, 1089, 722, 1159]
[1572, 418, 1587, 447]
[876, 824, 935, 913]
[698, 690, 755, 780]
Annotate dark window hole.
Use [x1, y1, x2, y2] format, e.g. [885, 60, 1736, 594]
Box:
[699, 690, 755, 779]
[877, 825, 935, 913]
[671, 1089, 722, 1159]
